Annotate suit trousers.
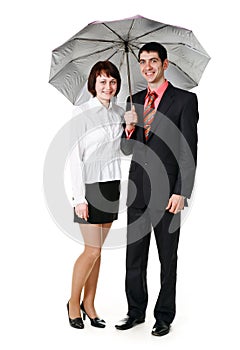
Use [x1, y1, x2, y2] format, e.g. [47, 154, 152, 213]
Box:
[126, 206, 180, 324]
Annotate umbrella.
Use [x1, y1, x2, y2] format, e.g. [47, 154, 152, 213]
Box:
[49, 15, 210, 105]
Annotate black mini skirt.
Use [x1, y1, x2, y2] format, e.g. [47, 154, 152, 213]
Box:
[74, 180, 120, 224]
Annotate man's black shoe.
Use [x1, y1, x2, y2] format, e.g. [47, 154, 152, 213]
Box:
[115, 316, 145, 330]
[151, 320, 171, 336]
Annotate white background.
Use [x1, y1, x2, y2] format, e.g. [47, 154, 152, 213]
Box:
[1, 1, 239, 349]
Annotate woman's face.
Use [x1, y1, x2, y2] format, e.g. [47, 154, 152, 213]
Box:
[95, 72, 118, 105]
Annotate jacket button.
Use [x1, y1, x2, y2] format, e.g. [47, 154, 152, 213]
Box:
[144, 162, 148, 165]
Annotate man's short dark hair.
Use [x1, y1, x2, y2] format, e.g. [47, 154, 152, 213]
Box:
[88, 61, 121, 97]
[138, 42, 167, 63]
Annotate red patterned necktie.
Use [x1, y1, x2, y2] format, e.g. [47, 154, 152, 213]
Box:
[143, 91, 158, 140]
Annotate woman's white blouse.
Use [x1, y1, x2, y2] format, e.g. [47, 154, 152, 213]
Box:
[69, 97, 124, 207]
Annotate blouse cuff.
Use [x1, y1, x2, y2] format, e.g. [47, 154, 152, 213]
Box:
[72, 196, 88, 207]
[125, 127, 135, 139]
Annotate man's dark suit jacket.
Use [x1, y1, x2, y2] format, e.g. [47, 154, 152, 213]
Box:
[121, 82, 199, 211]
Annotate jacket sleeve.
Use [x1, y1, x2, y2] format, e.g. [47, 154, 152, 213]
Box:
[173, 93, 199, 198]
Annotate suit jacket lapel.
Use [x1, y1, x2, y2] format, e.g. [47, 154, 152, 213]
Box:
[134, 89, 147, 142]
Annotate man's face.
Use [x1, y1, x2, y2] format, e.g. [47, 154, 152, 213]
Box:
[139, 51, 168, 85]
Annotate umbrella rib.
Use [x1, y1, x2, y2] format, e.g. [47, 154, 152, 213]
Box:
[104, 48, 121, 61]
[129, 43, 141, 50]
[101, 23, 126, 42]
[168, 60, 197, 85]
[71, 37, 123, 44]
[164, 42, 210, 57]
[103, 48, 126, 72]
[136, 40, 210, 57]
[130, 25, 209, 57]
[49, 46, 121, 82]
[118, 50, 126, 71]
[105, 49, 126, 72]
[73, 45, 122, 60]
[128, 45, 139, 62]
[126, 19, 136, 40]
[130, 25, 169, 41]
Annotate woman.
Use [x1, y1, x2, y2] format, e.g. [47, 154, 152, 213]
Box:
[67, 61, 124, 329]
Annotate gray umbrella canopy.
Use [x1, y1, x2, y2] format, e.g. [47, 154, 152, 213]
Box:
[49, 15, 210, 105]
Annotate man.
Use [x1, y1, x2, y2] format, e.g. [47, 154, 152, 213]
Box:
[115, 42, 199, 336]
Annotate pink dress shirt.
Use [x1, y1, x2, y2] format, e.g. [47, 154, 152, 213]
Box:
[125, 80, 169, 139]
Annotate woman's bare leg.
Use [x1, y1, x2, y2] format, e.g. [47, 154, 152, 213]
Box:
[83, 223, 112, 318]
[68, 223, 112, 319]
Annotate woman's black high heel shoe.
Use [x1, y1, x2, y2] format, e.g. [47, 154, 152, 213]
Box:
[67, 301, 84, 329]
[80, 302, 106, 328]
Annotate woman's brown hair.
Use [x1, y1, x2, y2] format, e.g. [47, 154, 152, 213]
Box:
[88, 61, 121, 97]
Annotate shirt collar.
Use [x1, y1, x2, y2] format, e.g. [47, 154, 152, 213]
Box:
[146, 79, 169, 98]
[92, 96, 113, 110]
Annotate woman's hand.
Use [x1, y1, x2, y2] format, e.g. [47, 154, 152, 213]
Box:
[75, 203, 89, 221]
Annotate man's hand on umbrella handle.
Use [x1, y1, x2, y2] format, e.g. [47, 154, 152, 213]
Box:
[124, 105, 138, 131]
[166, 194, 185, 214]
[75, 203, 89, 220]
